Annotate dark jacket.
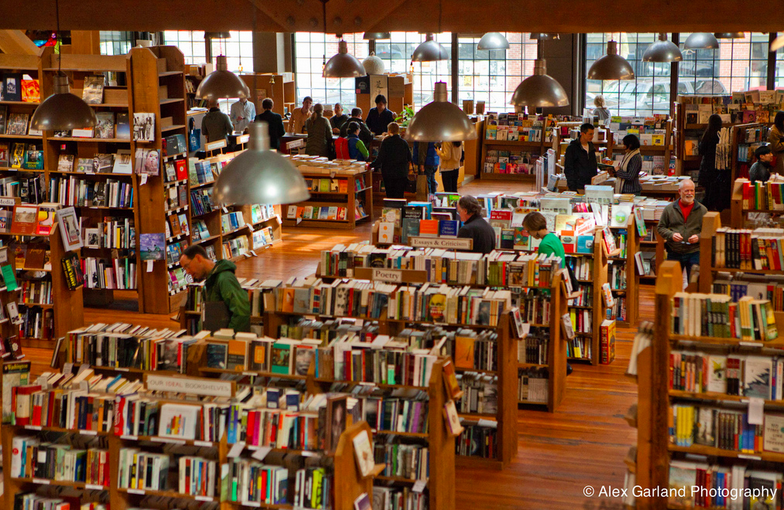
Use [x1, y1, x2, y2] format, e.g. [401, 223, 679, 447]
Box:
[330, 114, 348, 132]
[205, 260, 250, 332]
[340, 117, 373, 148]
[657, 199, 707, 255]
[202, 107, 234, 143]
[305, 116, 333, 157]
[458, 214, 496, 254]
[254, 110, 286, 150]
[412, 142, 440, 168]
[371, 134, 411, 180]
[698, 135, 719, 186]
[615, 151, 642, 194]
[749, 160, 772, 184]
[366, 107, 395, 136]
[564, 138, 598, 191]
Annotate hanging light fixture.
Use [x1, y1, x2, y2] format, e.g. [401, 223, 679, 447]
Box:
[405, 82, 477, 142]
[324, 38, 366, 78]
[684, 32, 719, 50]
[214, 122, 310, 205]
[31, 0, 96, 131]
[714, 32, 744, 39]
[204, 32, 231, 40]
[363, 32, 391, 40]
[511, 61, 569, 108]
[362, 52, 386, 75]
[642, 33, 682, 63]
[477, 32, 509, 51]
[587, 40, 635, 80]
[196, 55, 250, 100]
[411, 33, 449, 62]
[771, 34, 784, 52]
[530, 33, 560, 41]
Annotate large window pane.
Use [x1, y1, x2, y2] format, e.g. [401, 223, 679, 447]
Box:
[679, 33, 768, 95]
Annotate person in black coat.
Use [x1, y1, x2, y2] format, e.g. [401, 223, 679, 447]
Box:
[370, 122, 411, 199]
[563, 123, 598, 191]
[340, 107, 373, 148]
[365, 94, 396, 136]
[457, 195, 495, 254]
[253, 98, 286, 150]
[698, 114, 728, 211]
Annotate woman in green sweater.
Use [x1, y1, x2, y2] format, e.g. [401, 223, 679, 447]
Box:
[523, 212, 565, 263]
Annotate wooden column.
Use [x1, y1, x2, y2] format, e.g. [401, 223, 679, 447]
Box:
[70, 30, 101, 54]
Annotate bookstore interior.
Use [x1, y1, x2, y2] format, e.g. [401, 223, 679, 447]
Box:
[2, 4, 784, 510]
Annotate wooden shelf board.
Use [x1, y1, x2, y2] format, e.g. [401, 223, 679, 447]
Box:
[454, 367, 497, 375]
[480, 173, 536, 181]
[50, 171, 133, 177]
[12, 477, 107, 490]
[518, 363, 547, 369]
[373, 429, 429, 438]
[193, 234, 221, 245]
[161, 124, 187, 133]
[160, 98, 186, 105]
[117, 487, 216, 501]
[159, 71, 183, 77]
[481, 139, 542, 147]
[49, 137, 131, 143]
[0, 101, 39, 105]
[670, 333, 782, 348]
[314, 378, 428, 391]
[269, 310, 504, 330]
[711, 267, 784, 274]
[668, 444, 784, 462]
[455, 455, 505, 470]
[669, 389, 784, 407]
[0, 134, 42, 140]
[199, 367, 309, 380]
[457, 412, 497, 420]
[164, 178, 189, 188]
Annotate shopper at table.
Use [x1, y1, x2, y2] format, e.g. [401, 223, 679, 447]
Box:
[436, 141, 463, 192]
[305, 103, 333, 158]
[657, 179, 707, 284]
[698, 114, 728, 211]
[340, 108, 373, 148]
[365, 94, 396, 136]
[180, 245, 249, 332]
[768, 111, 784, 177]
[254, 98, 286, 150]
[370, 122, 411, 199]
[202, 99, 234, 143]
[287, 96, 312, 134]
[615, 134, 642, 195]
[457, 195, 495, 254]
[564, 123, 598, 192]
[749, 144, 775, 184]
[338, 121, 369, 161]
[229, 96, 255, 134]
[330, 103, 348, 134]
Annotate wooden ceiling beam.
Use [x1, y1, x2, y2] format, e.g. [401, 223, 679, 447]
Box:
[0, 0, 781, 33]
[0, 30, 42, 55]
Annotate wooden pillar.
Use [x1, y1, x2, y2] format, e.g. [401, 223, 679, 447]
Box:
[768, 32, 778, 91]
[70, 30, 101, 54]
[669, 33, 680, 118]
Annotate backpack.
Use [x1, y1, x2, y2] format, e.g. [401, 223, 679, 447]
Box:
[335, 137, 350, 160]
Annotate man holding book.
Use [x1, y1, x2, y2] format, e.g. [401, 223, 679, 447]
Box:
[180, 245, 250, 332]
[564, 123, 598, 192]
[657, 179, 707, 284]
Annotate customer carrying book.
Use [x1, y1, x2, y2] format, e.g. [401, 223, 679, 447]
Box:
[614, 134, 642, 195]
[563, 123, 598, 192]
[457, 195, 495, 254]
[180, 245, 250, 332]
[697, 114, 729, 212]
[370, 122, 411, 199]
[768, 111, 784, 177]
[656, 179, 707, 285]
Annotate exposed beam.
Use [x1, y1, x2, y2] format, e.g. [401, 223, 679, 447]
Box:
[0, 0, 782, 33]
[0, 30, 42, 56]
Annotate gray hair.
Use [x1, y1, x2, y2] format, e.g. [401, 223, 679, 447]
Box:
[679, 179, 695, 190]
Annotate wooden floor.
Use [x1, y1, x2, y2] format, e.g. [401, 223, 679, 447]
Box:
[27, 178, 646, 510]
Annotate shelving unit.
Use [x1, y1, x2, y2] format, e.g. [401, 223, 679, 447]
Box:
[240, 73, 296, 117]
[608, 213, 639, 327]
[479, 119, 548, 182]
[637, 218, 666, 286]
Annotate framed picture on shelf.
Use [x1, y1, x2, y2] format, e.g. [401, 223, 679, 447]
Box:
[57, 206, 83, 252]
[133, 112, 156, 142]
[326, 394, 348, 452]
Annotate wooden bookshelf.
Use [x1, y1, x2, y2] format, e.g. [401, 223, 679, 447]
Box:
[729, 177, 784, 229]
[478, 120, 546, 181]
[638, 218, 666, 286]
[282, 167, 373, 229]
[609, 213, 639, 327]
[697, 211, 726, 293]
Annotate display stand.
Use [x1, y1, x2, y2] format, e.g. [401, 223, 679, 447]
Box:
[729, 177, 784, 228]
[609, 214, 639, 327]
[479, 120, 547, 182]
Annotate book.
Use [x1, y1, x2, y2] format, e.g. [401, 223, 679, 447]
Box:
[82, 75, 105, 104]
[57, 206, 83, 252]
[133, 112, 156, 142]
[35, 203, 59, 236]
[352, 429, 374, 477]
[600, 319, 616, 365]
[94, 111, 115, 139]
[57, 154, 75, 173]
[10, 205, 37, 235]
[116, 113, 131, 140]
[113, 150, 133, 174]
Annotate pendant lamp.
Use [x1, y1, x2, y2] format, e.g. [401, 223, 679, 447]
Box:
[362, 52, 386, 75]
[324, 39, 366, 78]
[642, 33, 682, 63]
[530, 33, 560, 41]
[411, 33, 449, 62]
[511, 59, 569, 108]
[587, 40, 635, 81]
[714, 32, 744, 39]
[771, 35, 784, 52]
[405, 82, 477, 142]
[363, 32, 391, 40]
[196, 55, 250, 100]
[684, 32, 719, 50]
[213, 122, 310, 206]
[477, 32, 509, 51]
[30, 0, 96, 131]
[204, 32, 231, 39]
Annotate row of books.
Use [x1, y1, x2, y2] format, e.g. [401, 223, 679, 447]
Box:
[456, 372, 497, 415]
[374, 487, 428, 510]
[166, 239, 188, 266]
[17, 306, 54, 340]
[190, 158, 219, 186]
[375, 443, 429, 481]
[116, 449, 175, 493]
[304, 176, 360, 194]
[165, 181, 188, 210]
[449, 334, 497, 372]
[19, 280, 52, 305]
[669, 351, 784, 400]
[222, 235, 250, 259]
[9, 436, 108, 485]
[286, 204, 350, 222]
[483, 150, 539, 175]
[169, 266, 190, 294]
[567, 336, 592, 360]
[713, 278, 784, 312]
[163, 157, 188, 183]
[670, 404, 771, 454]
[81, 257, 137, 290]
[519, 290, 551, 325]
[739, 179, 784, 211]
[221, 211, 246, 234]
[671, 292, 777, 341]
[51, 175, 134, 208]
[191, 188, 216, 216]
[250, 203, 277, 225]
[0, 112, 38, 137]
[225, 459, 291, 506]
[712, 227, 784, 270]
[377, 217, 459, 244]
[0, 142, 43, 169]
[83, 216, 135, 250]
[668, 460, 779, 510]
[518, 368, 549, 403]
[252, 226, 276, 249]
[57, 152, 133, 175]
[12, 494, 93, 510]
[166, 211, 189, 238]
[609, 262, 627, 291]
[456, 421, 498, 459]
[519, 332, 549, 365]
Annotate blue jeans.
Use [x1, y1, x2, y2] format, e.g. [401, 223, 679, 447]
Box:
[666, 251, 700, 283]
[424, 165, 438, 195]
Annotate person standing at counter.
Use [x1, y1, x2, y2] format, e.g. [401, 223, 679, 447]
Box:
[340, 108, 373, 148]
[330, 103, 348, 134]
[365, 94, 395, 136]
[370, 122, 411, 199]
[254, 98, 286, 150]
[288, 96, 312, 134]
[305, 103, 332, 158]
[564, 123, 598, 192]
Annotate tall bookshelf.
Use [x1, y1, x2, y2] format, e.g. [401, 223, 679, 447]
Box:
[479, 119, 551, 182]
[608, 213, 639, 327]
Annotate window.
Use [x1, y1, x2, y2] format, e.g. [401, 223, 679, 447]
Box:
[585, 33, 672, 117]
[456, 33, 537, 112]
[777, 43, 784, 89]
[679, 33, 768, 95]
[208, 32, 254, 74]
[99, 31, 133, 56]
[162, 31, 208, 66]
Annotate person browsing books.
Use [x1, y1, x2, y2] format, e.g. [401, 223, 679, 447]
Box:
[229, 97, 256, 134]
[180, 245, 250, 332]
[614, 134, 643, 195]
[522, 212, 565, 263]
[457, 195, 495, 254]
[768, 111, 784, 177]
[749, 144, 775, 184]
[254, 98, 286, 150]
[564, 123, 598, 192]
[369, 122, 411, 199]
[202, 99, 234, 143]
[656, 179, 707, 284]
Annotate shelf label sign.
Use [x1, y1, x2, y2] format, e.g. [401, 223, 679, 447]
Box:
[145, 374, 233, 397]
[372, 268, 403, 283]
[409, 237, 472, 250]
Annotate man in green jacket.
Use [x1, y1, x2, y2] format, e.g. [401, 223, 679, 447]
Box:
[657, 179, 707, 284]
[180, 245, 250, 332]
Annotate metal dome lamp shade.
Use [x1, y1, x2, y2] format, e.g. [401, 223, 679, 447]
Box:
[714, 32, 744, 39]
[31, 0, 96, 131]
[363, 32, 391, 40]
[405, 82, 478, 142]
[587, 40, 635, 80]
[196, 55, 250, 100]
[511, 59, 569, 108]
[684, 32, 719, 50]
[324, 39, 366, 78]
[213, 122, 310, 206]
[411, 33, 449, 62]
[477, 32, 509, 51]
[642, 33, 682, 63]
[530, 33, 560, 41]
[771, 35, 784, 52]
[362, 51, 386, 75]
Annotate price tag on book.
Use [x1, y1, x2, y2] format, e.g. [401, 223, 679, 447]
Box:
[127, 489, 145, 495]
[140, 175, 148, 186]
[748, 397, 764, 425]
[195, 496, 212, 502]
[0, 249, 7, 264]
[251, 446, 272, 461]
[25, 425, 43, 431]
[147, 260, 154, 273]
[82, 430, 98, 436]
[194, 440, 212, 447]
[120, 435, 138, 441]
[228, 441, 246, 458]
[152, 437, 186, 445]
[32, 478, 50, 485]
[412, 480, 428, 493]
[85, 484, 104, 491]
[739, 342, 762, 348]
[244, 503, 261, 508]
[738, 454, 762, 461]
